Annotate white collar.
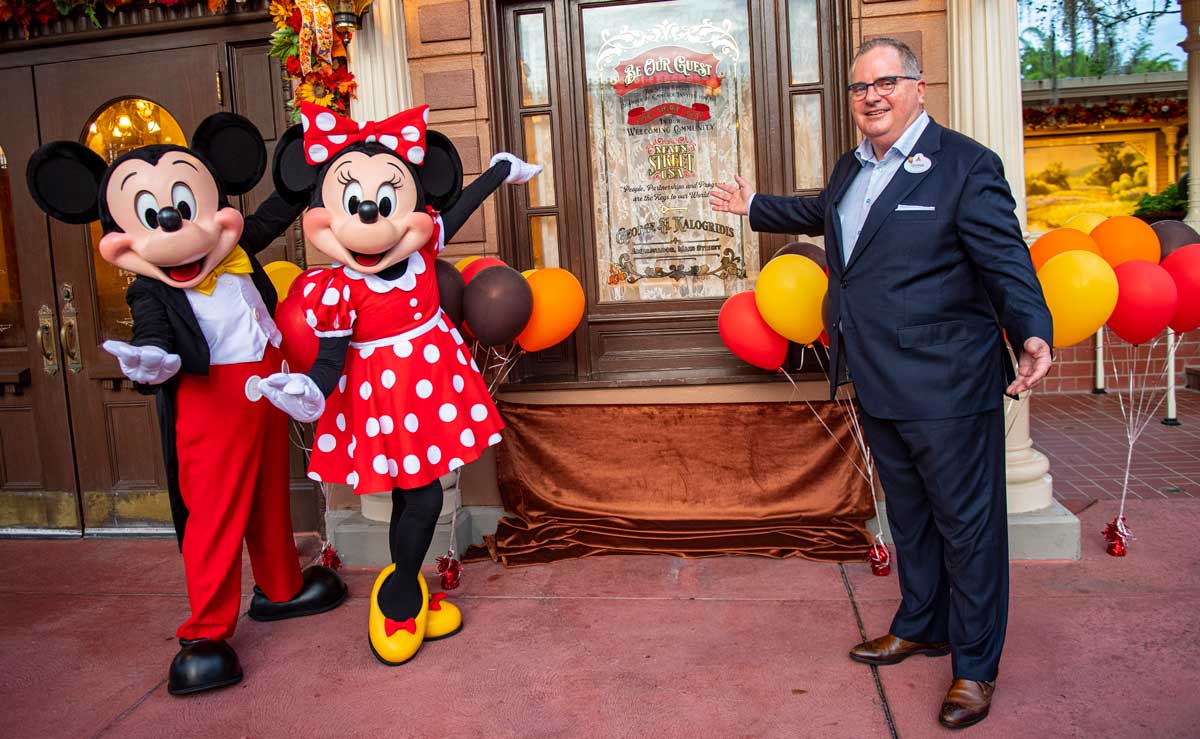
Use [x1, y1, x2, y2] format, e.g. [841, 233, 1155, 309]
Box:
[337, 250, 427, 293]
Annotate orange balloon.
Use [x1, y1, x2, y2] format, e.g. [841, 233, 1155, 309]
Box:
[1029, 228, 1101, 271]
[1091, 215, 1161, 267]
[517, 268, 585, 352]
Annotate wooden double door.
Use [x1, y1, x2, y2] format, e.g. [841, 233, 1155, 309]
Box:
[0, 24, 314, 534]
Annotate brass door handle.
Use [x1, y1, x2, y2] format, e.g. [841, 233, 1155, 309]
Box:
[60, 303, 82, 374]
[36, 305, 59, 376]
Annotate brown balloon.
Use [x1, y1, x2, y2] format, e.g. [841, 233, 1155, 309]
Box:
[777, 241, 828, 272]
[435, 258, 466, 327]
[1151, 220, 1200, 261]
[463, 265, 534, 347]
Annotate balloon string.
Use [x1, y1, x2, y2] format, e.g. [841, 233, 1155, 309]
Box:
[487, 344, 524, 395]
[778, 367, 870, 483]
[781, 357, 884, 547]
[1104, 335, 1174, 524]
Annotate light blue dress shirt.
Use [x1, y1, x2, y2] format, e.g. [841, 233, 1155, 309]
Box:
[837, 111, 930, 264]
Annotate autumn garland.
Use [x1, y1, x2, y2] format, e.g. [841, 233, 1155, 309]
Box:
[268, 0, 357, 119]
[0, 0, 358, 122]
[1024, 96, 1188, 130]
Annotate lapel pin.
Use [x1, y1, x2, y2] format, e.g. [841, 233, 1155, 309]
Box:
[904, 153, 931, 174]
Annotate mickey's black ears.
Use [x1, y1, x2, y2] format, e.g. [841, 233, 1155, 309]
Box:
[26, 142, 108, 225]
[191, 112, 267, 196]
[272, 123, 319, 205]
[418, 131, 463, 212]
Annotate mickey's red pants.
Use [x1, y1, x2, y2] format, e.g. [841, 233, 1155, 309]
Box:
[174, 346, 303, 641]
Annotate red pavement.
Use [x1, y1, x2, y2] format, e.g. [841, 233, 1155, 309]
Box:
[2, 392, 1200, 737]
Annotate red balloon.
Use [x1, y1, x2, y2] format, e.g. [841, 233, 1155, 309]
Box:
[718, 291, 788, 370]
[461, 257, 507, 284]
[1106, 261, 1179, 345]
[1161, 244, 1200, 333]
[275, 293, 319, 373]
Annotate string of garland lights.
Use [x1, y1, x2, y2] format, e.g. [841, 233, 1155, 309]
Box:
[1024, 96, 1188, 130]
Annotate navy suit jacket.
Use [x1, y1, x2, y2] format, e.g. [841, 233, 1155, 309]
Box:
[750, 118, 1052, 420]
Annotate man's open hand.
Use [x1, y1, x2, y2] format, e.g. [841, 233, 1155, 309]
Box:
[1007, 337, 1052, 396]
[709, 175, 755, 216]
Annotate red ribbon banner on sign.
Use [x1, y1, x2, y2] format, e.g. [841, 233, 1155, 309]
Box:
[627, 102, 711, 125]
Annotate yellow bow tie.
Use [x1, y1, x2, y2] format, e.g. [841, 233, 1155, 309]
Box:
[192, 246, 254, 296]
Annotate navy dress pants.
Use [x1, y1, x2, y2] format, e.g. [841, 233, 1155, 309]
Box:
[859, 407, 1008, 681]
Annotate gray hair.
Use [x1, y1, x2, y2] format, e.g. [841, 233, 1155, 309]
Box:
[853, 38, 921, 77]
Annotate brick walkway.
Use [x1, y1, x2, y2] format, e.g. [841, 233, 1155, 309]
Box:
[1032, 389, 1200, 504]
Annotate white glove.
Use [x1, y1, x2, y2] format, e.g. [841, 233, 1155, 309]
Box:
[489, 152, 543, 184]
[258, 372, 325, 422]
[102, 340, 181, 385]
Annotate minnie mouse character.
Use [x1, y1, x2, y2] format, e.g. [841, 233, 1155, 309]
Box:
[263, 102, 539, 665]
[26, 113, 348, 696]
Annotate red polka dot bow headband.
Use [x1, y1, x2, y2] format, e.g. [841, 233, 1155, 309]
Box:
[297, 102, 430, 166]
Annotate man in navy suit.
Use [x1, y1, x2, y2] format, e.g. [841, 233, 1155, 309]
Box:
[711, 38, 1052, 729]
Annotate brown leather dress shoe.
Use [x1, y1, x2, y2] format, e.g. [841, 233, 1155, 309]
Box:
[848, 634, 951, 666]
[939, 679, 995, 729]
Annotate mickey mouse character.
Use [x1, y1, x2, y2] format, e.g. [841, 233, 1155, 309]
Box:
[264, 102, 539, 665]
[26, 113, 348, 696]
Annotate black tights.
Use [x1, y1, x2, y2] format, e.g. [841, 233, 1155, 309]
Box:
[378, 478, 443, 620]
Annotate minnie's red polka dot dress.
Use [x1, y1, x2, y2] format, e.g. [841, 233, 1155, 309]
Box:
[298, 217, 504, 494]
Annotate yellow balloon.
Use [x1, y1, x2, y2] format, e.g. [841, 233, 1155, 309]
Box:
[263, 261, 303, 298]
[754, 254, 827, 344]
[1037, 250, 1119, 348]
[1062, 212, 1107, 235]
[455, 255, 482, 272]
[521, 268, 538, 279]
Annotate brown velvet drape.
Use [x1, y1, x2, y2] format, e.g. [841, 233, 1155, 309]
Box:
[470, 400, 874, 566]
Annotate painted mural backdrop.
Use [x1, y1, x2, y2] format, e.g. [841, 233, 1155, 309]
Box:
[1024, 132, 1156, 233]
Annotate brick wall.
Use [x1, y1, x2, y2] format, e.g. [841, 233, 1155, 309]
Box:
[1041, 330, 1199, 394]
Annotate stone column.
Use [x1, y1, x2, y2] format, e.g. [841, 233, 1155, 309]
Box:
[1181, 1, 1200, 228]
[348, 0, 413, 121]
[947, 0, 1027, 233]
[947, 0, 1074, 557]
[1164, 125, 1181, 185]
[1004, 398, 1053, 513]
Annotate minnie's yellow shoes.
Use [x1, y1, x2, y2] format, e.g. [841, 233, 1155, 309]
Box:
[367, 564, 429, 666]
[420, 572, 463, 641]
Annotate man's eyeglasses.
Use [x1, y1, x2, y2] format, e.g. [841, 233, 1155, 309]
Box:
[847, 76, 920, 100]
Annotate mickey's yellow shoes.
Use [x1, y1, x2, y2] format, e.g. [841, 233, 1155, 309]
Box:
[367, 564, 429, 666]
[420, 572, 463, 641]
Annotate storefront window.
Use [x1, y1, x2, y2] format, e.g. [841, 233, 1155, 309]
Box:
[583, 0, 757, 304]
[791, 93, 824, 190]
[530, 215, 559, 269]
[523, 114, 557, 208]
[518, 12, 551, 106]
[0, 146, 26, 349]
[787, 0, 820, 84]
[82, 98, 186, 341]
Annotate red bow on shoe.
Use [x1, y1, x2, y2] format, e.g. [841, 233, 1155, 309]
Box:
[384, 617, 416, 637]
[429, 592, 448, 611]
[297, 102, 429, 166]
